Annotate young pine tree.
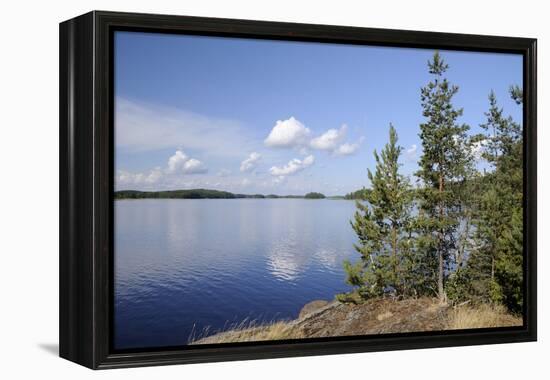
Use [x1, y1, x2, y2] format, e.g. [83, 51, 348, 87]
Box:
[341, 124, 414, 301]
[509, 84, 523, 105]
[469, 90, 523, 312]
[415, 51, 474, 302]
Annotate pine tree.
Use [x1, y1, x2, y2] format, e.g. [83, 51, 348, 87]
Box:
[415, 51, 474, 302]
[477, 90, 523, 311]
[448, 90, 523, 312]
[509, 84, 523, 105]
[341, 124, 414, 301]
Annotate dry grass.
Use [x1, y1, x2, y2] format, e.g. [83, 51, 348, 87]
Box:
[426, 299, 445, 313]
[190, 299, 523, 344]
[376, 311, 394, 321]
[190, 319, 303, 345]
[447, 303, 522, 330]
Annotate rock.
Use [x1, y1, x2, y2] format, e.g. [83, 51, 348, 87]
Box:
[191, 297, 523, 345]
[299, 300, 329, 319]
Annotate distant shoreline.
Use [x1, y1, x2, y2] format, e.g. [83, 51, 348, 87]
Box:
[114, 189, 350, 200]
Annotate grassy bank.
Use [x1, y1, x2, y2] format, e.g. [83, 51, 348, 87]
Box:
[190, 298, 522, 345]
[447, 303, 522, 330]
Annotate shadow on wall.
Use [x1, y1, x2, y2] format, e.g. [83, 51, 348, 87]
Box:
[38, 343, 58, 356]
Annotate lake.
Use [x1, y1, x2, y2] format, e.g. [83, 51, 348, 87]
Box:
[114, 198, 358, 349]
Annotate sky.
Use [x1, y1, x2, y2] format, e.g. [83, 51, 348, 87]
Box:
[114, 31, 523, 196]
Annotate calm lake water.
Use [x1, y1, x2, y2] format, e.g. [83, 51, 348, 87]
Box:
[114, 199, 358, 349]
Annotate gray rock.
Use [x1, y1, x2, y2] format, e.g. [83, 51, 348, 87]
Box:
[299, 300, 329, 319]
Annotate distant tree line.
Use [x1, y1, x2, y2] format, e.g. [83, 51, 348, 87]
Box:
[115, 189, 327, 200]
[305, 192, 326, 199]
[344, 189, 370, 200]
[340, 52, 523, 314]
[115, 189, 238, 199]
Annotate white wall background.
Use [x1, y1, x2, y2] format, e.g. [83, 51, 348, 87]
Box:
[0, 0, 546, 378]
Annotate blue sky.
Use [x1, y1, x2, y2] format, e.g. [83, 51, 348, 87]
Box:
[114, 31, 522, 196]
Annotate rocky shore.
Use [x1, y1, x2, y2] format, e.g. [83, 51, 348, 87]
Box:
[190, 297, 521, 345]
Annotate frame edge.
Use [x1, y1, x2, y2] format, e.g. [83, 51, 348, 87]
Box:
[59, 11, 97, 369]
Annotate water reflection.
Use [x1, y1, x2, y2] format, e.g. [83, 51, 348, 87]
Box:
[115, 199, 358, 349]
[313, 248, 340, 269]
[266, 237, 307, 281]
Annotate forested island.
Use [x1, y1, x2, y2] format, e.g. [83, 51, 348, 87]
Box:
[190, 51, 524, 344]
[115, 189, 335, 200]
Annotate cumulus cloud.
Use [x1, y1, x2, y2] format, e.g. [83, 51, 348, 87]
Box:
[182, 158, 208, 174]
[310, 124, 347, 151]
[309, 125, 363, 156]
[406, 144, 417, 156]
[264, 117, 363, 157]
[167, 150, 188, 172]
[264, 117, 311, 148]
[116, 150, 208, 189]
[405, 144, 418, 161]
[452, 135, 487, 160]
[240, 152, 262, 172]
[167, 150, 207, 174]
[333, 142, 359, 156]
[269, 155, 315, 176]
[331, 136, 365, 156]
[471, 139, 487, 159]
[116, 167, 164, 187]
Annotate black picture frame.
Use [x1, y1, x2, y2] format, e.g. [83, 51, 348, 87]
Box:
[59, 10, 537, 369]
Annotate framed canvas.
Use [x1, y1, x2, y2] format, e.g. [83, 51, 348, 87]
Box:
[59, 11, 537, 369]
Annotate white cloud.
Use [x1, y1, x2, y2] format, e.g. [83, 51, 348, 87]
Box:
[116, 167, 164, 187]
[309, 125, 363, 156]
[405, 144, 418, 161]
[264, 117, 363, 157]
[264, 117, 311, 148]
[333, 137, 364, 156]
[333, 142, 359, 156]
[115, 97, 254, 157]
[452, 135, 486, 160]
[182, 158, 207, 174]
[116, 150, 208, 189]
[167, 150, 188, 172]
[310, 124, 347, 151]
[269, 155, 315, 176]
[167, 150, 207, 174]
[471, 139, 487, 159]
[240, 152, 262, 172]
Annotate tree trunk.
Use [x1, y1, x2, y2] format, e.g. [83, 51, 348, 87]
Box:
[438, 250, 444, 302]
[438, 174, 445, 302]
[392, 225, 398, 293]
